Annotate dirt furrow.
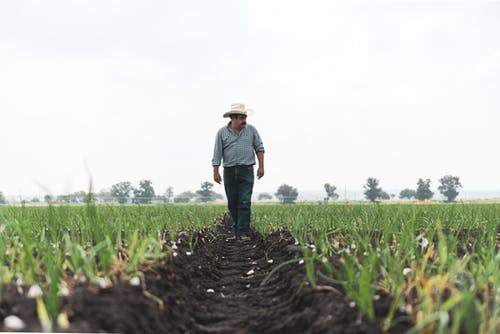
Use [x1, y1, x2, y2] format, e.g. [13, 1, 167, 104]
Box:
[0, 218, 411, 333]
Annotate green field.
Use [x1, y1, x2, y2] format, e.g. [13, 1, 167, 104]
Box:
[1, 203, 499, 333]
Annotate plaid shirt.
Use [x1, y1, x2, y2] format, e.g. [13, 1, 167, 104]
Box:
[212, 122, 265, 167]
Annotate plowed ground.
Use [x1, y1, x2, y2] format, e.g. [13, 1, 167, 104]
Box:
[0, 218, 411, 333]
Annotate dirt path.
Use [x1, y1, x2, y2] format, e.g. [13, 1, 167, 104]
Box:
[0, 218, 411, 333]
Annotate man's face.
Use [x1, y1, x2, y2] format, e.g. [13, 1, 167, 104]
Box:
[232, 114, 247, 129]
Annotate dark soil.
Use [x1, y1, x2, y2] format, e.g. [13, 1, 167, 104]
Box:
[0, 217, 412, 333]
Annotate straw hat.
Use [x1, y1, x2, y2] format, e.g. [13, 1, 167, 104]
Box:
[223, 103, 253, 118]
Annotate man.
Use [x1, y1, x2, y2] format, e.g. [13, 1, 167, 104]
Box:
[212, 103, 265, 241]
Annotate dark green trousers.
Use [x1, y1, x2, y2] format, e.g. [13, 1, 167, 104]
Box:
[223, 165, 254, 238]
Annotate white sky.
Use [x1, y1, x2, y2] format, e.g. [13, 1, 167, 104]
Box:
[1, 0, 499, 197]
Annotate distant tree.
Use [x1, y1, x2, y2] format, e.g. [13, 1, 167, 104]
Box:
[57, 194, 71, 203]
[69, 191, 87, 203]
[97, 189, 113, 203]
[164, 186, 174, 203]
[275, 184, 298, 204]
[196, 181, 213, 202]
[111, 181, 133, 204]
[380, 191, 391, 200]
[209, 192, 223, 202]
[416, 178, 434, 201]
[438, 175, 462, 202]
[0, 192, 6, 204]
[174, 191, 196, 203]
[31, 197, 40, 203]
[399, 188, 417, 199]
[133, 180, 155, 204]
[196, 181, 223, 202]
[44, 195, 53, 203]
[363, 177, 384, 203]
[324, 183, 339, 201]
[258, 192, 273, 200]
[84, 192, 97, 204]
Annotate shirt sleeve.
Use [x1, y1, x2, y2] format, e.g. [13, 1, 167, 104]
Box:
[211, 130, 223, 166]
[253, 128, 265, 153]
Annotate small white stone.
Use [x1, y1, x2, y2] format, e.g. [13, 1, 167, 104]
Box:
[246, 284, 251, 288]
[349, 301, 356, 308]
[251, 261, 258, 265]
[57, 312, 70, 329]
[97, 277, 112, 289]
[186, 251, 192, 256]
[130, 276, 141, 286]
[298, 259, 304, 265]
[58, 283, 70, 297]
[267, 259, 274, 264]
[373, 294, 381, 301]
[173, 252, 178, 257]
[420, 237, 429, 249]
[403, 268, 412, 276]
[27, 284, 43, 298]
[294, 240, 299, 245]
[246, 269, 255, 276]
[171, 243, 178, 250]
[206, 289, 215, 293]
[4, 315, 26, 330]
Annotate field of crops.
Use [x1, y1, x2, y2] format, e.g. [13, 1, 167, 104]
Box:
[0, 203, 499, 333]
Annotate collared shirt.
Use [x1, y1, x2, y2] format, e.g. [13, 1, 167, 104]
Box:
[212, 122, 265, 167]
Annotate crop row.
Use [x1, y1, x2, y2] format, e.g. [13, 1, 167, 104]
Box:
[1, 203, 499, 333]
[252, 204, 500, 333]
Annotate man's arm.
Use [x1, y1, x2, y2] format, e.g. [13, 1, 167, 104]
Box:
[256, 151, 264, 179]
[253, 127, 265, 180]
[212, 131, 223, 184]
[213, 165, 222, 184]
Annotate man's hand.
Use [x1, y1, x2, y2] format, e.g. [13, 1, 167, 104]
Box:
[257, 167, 264, 179]
[214, 171, 222, 184]
[256, 151, 264, 180]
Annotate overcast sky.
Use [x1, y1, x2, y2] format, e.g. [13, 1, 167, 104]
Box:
[1, 0, 499, 198]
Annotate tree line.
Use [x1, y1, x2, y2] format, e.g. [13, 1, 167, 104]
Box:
[0, 180, 224, 205]
[106, 180, 223, 204]
[363, 175, 462, 203]
[0, 174, 463, 205]
[271, 174, 463, 204]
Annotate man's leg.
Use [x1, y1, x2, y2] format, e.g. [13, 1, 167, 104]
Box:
[223, 167, 239, 237]
[237, 165, 254, 238]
